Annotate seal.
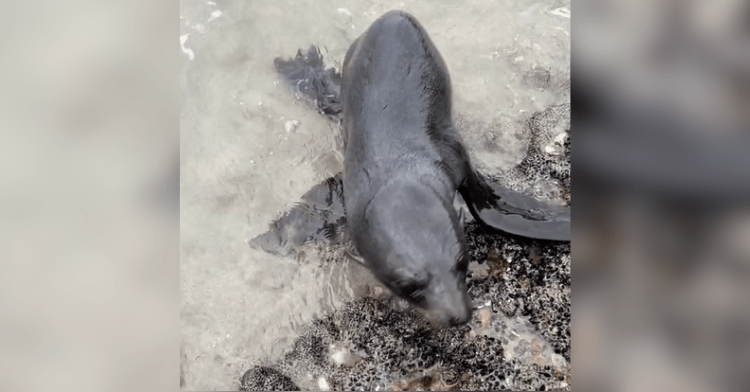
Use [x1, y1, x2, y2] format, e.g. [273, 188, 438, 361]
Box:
[338, 11, 476, 326]
[253, 10, 570, 326]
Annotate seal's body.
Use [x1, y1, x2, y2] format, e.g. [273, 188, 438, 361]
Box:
[340, 11, 473, 325]
[255, 10, 571, 327]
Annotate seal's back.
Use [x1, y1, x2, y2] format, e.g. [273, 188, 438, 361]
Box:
[341, 10, 467, 217]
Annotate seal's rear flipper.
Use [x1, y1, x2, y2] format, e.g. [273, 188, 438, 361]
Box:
[249, 174, 348, 257]
[274, 45, 342, 116]
[459, 171, 571, 241]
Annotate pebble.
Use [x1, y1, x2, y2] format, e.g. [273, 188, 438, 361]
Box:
[285, 120, 301, 133]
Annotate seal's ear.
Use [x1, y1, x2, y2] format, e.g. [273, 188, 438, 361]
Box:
[459, 171, 570, 241]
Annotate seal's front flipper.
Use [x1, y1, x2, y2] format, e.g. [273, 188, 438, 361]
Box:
[249, 174, 348, 257]
[459, 171, 571, 241]
[274, 45, 342, 117]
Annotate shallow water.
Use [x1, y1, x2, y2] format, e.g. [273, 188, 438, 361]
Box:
[180, 0, 569, 389]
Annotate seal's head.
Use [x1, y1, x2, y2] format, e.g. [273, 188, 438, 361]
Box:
[353, 180, 472, 326]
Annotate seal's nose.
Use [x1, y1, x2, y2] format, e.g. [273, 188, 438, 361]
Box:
[423, 298, 472, 327]
[423, 280, 473, 327]
[448, 302, 472, 326]
[442, 288, 473, 326]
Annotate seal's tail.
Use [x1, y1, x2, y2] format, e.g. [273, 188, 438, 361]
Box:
[274, 45, 342, 116]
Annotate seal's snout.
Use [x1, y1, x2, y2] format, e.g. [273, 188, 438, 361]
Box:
[421, 283, 473, 327]
[448, 301, 472, 326]
[424, 300, 472, 327]
[446, 291, 473, 326]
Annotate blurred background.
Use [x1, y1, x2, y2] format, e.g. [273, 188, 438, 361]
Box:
[573, 0, 750, 391]
[0, 0, 747, 391]
[0, 1, 175, 391]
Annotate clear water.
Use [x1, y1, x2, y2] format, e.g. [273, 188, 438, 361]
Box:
[180, 0, 569, 389]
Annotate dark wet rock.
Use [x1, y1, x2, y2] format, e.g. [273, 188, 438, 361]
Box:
[240, 366, 300, 391]
[476, 101, 571, 208]
[465, 223, 571, 363]
[514, 103, 571, 205]
[240, 221, 570, 391]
